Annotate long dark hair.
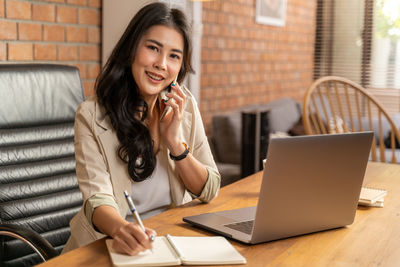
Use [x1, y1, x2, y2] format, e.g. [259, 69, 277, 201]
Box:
[96, 2, 193, 182]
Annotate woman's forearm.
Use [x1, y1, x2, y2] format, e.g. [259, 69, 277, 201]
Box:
[174, 153, 208, 196]
[92, 205, 128, 237]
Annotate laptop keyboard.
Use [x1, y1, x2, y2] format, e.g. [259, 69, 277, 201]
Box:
[224, 220, 254, 235]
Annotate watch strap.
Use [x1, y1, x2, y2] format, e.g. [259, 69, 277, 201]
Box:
[169, 143, 190, 161]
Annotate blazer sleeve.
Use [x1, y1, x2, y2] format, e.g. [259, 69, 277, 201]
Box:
[74, 101, 118, 216]
[185, 90, 221, 203]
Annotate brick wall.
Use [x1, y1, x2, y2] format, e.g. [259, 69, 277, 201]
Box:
[1, 0, 316, 134]
[0, 0, 101, 96]
[200, 0, 316, 134]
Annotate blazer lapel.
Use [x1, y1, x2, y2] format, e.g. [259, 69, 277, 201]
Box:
[93, 101, 193, 209]
[94, 101, 130, 215]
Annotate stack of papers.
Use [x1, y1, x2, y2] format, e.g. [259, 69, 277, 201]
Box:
[358, 187, 387, 207]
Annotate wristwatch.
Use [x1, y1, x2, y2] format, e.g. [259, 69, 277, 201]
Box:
[169, 142, 190, 161]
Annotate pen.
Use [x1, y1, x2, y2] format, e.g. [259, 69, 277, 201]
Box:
[123, 190, 155, 242]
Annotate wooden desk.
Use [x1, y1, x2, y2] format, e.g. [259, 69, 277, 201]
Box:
[38, 162, 400, 266]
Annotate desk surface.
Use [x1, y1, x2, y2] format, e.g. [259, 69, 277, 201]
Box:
[38, 162, 400, 267]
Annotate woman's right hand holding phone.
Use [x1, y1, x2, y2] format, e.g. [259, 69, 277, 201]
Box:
[159, 82, 187, 151]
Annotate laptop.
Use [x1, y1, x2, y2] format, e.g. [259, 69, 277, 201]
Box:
[183, 132, 373, 244]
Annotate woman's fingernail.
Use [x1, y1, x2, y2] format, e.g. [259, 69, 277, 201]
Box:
[163, 99, 169, 103]
[171, 82, 175, 87]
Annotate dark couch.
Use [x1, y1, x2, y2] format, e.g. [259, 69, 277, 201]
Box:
[209, 98, 302, 186]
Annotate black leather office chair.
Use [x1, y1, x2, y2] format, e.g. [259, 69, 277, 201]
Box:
[0, 64, 85, 266]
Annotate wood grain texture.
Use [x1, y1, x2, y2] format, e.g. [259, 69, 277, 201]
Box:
[37, 162, 400, 267]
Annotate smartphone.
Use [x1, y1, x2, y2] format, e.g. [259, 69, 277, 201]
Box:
[159, 77, 177, 121]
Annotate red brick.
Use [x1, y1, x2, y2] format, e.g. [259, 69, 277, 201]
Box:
[88, 0, 100, 8]
[0, 42, 6, 60]
[44, 0, 65, 3]
[56, 6, 77, 23]
[0, 21, 17, 40]
[87, 27, 100, 43]
[87, 63, 100, 78]
[36, 0, 65, 2]
[44, 25, 64, 42]
[18, 22, 42, 41]
[78, 8, 100, 25]
[0, 0, 4, 17]
[66, 26, 86, 42]
[8, 43, 33, 60]
[201, 0, 315, 133]
[82, 80, 95, 97]
[72, 62, 86, 78]
[32, 4, 55, 22]
[6, 0, 31, 20]
[67, 0, 86, 6]
[57, 44, 78, 61]
[79, 45, 99, 61]
[34, 44, 56, 60]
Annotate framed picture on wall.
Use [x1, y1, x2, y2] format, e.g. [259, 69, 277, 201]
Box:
[256, 0, 287, 27]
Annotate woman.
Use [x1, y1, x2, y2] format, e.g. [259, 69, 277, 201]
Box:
[63, 2, 220, 255]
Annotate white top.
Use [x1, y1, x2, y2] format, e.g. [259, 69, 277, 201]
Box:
[127, 149, 172, 220]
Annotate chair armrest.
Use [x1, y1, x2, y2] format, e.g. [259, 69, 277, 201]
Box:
[0, 224, 58, 262]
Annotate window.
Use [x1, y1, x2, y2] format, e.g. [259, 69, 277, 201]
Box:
[314, 0, 400, 114]
[371, 0, 400, 88]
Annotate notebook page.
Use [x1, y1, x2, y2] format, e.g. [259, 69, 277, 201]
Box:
[170, 236, 246, 265]
[105, 237, 180, 267]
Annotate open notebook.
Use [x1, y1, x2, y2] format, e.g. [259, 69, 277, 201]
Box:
[105, 235, 246, 266]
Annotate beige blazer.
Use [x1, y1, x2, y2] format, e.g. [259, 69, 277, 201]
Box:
[63, 87, 220, 252]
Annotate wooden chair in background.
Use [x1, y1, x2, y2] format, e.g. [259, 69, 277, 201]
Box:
[302, 76, 400, 163]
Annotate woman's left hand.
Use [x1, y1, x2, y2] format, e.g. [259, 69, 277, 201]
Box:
[159, 82, 186, 148]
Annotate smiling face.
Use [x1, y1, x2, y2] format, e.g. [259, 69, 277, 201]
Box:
[131, 25, 184, 102]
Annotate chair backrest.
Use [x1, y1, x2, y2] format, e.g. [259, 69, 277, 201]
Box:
[0, 64, 85, 266]
[302, 76, 400, 163]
